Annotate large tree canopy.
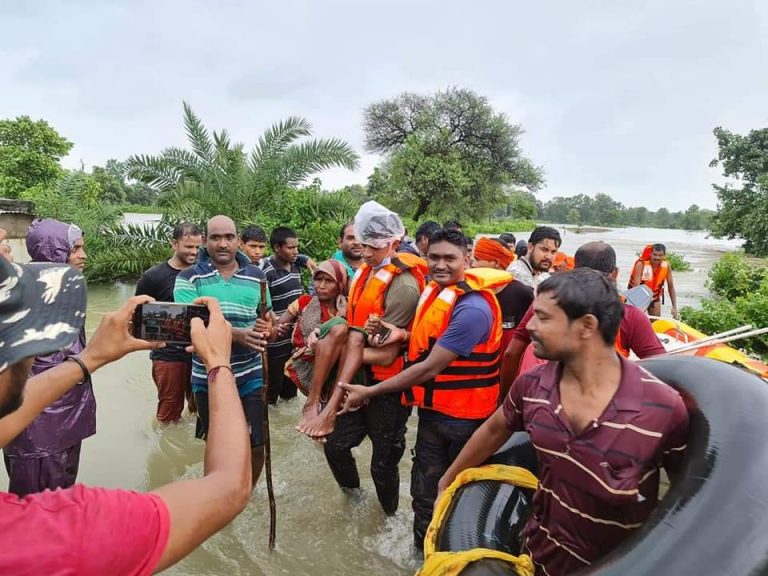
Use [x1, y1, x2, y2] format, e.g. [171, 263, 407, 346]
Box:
[0, 116, 73, 198]
[363, 87, 544, 220]
[709, 126, 768, 255]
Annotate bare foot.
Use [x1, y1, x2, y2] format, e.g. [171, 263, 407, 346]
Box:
[297, 407, 337, 438]
[297, 402, 320, 431]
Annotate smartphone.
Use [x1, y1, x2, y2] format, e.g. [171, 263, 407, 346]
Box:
[375, 326, 392, 343]
[132, 302, 210, 345]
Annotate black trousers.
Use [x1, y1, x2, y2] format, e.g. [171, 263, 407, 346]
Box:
[411, 416, 484, 550]
[323, 391, 410, 515]
[266, 350, 297, 404]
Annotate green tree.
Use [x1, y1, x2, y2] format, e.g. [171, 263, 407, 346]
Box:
[0, 116, 73, 198]
[88, 103, 360, 282]
[709, 126, 768, 255]
[567, 208, 581, 225]
[124, 102, 359, 222]
[363, 87, 544, 220]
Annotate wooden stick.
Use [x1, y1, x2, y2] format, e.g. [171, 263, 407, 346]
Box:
[259, 279, 277, 550]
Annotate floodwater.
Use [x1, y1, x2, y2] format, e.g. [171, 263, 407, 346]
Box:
[0, 225, 742, 575]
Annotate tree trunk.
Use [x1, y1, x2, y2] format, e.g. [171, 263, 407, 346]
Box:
[413, 197, 431, 221]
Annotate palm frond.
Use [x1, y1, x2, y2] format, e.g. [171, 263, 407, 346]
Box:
[250, 116, 313, 170]
[278, 138, 360, 186]
[183, 101, 215, 164]
[123, 154, 181, 191]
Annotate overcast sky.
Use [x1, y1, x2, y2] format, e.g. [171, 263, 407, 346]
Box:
[2, 0, 766, 210]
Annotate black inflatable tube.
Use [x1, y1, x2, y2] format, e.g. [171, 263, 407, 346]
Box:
[436, 356, 768, 575]
[586, 356, 768, 575]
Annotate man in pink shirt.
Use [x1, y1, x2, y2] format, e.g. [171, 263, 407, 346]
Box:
[0, 238, 253, 575]
[501, 241, 665, 396]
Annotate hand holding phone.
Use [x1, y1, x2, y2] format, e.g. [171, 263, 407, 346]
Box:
[131, 302, 211, 346]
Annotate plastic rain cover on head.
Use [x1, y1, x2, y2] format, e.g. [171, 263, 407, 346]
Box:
[354, 200, 405, 249]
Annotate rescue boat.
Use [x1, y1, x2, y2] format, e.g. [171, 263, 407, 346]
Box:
[652, 318, 768, 379]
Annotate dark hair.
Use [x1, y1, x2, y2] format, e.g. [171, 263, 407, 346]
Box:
[499, 232, 516, 246]
[339, 221, 354, 240]
[492, 237, 510, 249]
[443, 219, 463, 231]
[270, 226, 298, 248]
[574, 242, 616, 275]
[466, 235, 474, 245]
[415, 220, 441, 242]
[240, 225, 267, 243]
[172, 222, 203, 241]
[428, 227, 468, 253]
[515, 240, 528, 258]
[528, 226, 562, 248]
[652, 243, 667, 253]
[537, 268, 624, 345]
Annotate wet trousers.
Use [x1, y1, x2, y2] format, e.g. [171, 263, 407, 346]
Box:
[323, 391, 410, 515]
[151, 360, 195, 423]
[3, 442, 83, 497]
[411, 417, 484, 550]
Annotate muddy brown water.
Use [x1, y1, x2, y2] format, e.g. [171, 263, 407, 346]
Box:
[1, 226, 741, 575]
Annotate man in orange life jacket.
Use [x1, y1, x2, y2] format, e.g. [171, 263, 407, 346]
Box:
[298, 201, 425, 516]
[340, 228, 511, 550]
[629, 243, 678, 318]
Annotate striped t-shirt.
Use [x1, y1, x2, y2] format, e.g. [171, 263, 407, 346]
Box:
[262, 256, 306, 357]
[503, 357, 688, 576]
[174, 249, 272, 397]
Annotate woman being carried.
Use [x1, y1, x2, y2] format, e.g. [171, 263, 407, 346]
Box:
[274, 259, 349, 427]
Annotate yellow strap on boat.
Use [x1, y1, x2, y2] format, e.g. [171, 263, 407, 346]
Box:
[415, 549, 535, 576]
[424, 464, 539, 558]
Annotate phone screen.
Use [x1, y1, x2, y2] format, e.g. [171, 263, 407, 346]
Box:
[132, 302, 210, 345]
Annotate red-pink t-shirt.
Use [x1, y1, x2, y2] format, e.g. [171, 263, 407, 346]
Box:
[0, 484, 170, 576]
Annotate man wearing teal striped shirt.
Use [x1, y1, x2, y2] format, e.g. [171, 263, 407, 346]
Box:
[175, 215, 272, 487]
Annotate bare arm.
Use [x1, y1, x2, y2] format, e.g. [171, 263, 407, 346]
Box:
[630, 261, 644, 288]
[0, 296, 162, 448]
[341, 344, 457, 410]
[438, 409, 513, 494]
[666, 270, 678, 317]
[152, 297, 250, 572]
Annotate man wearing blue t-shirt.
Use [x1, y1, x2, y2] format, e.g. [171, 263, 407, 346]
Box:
[340, 228, 507, 550]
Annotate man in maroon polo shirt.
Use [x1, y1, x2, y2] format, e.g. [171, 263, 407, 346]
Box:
[439, 268, 689, 576]
[501, 241, 665, 396]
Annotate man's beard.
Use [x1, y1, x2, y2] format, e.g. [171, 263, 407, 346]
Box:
[0, 363, 27, 418]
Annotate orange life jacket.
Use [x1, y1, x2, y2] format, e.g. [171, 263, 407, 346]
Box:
[402, 268, 510, 419]
[628, 245, 668, 300]
[347, 253, 427, 381]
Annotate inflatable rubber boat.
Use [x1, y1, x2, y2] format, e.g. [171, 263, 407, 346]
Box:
[652, 318, 768, 379]
[417, 356, 768, 575]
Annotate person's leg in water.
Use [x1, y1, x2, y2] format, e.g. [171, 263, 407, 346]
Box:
[365, 390, 410, 515]
[299, 328, 366, 438]
[323, 408, 367, 492]
[297, 322, 348, 431]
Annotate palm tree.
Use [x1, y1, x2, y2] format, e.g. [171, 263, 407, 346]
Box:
[89, 103, 361, 282]
[123, 102, 359, 222]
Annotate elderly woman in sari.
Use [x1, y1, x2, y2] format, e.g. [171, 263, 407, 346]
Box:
[270, 260, 349, 428]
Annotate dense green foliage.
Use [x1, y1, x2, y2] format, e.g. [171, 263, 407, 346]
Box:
[681, 253, 768, 356]
[0, 116, 73, 198]
[363, 88, 544, 220]
[664, 252, 692, 272]
[539, 193, 714, 230]
[96, 103, 362, 281]
[709, 127, 768, 255]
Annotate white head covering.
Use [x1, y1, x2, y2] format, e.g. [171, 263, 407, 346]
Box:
[353, 200, 405, 249]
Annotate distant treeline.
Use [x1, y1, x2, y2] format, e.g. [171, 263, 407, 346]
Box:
[496, 191, 715, 231]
